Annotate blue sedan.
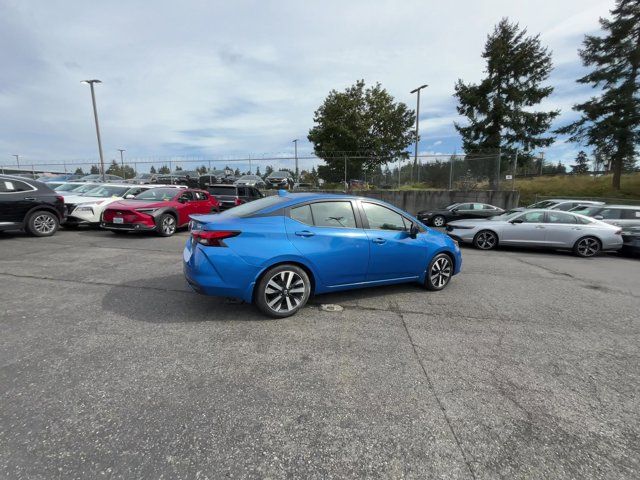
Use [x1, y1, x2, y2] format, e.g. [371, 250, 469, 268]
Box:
[183, 192, 462, 317]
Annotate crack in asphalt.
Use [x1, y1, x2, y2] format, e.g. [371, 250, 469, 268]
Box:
[394, 305, 477, 480]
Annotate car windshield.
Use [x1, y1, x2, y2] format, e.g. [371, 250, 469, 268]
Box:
[269, 171, 289, 178]
[218, 195, 288, 218]
[84, 185, 130, 197]
[54, 183, 84, 192]
[69, 183, 104, 194]
[208, 186, 236, 195]
[239, 175, 260, 180]
[570, 206, 600, 215]
[528, 200, 556, 208]
[135, 173, 152, 179]
[488, 210, 524, 221]
[132, 188, 179, 201]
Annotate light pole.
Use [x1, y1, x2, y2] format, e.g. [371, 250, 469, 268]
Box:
[292, 139, 298, 181]
[117, 149, 126, 179]
[81, 79, 106, 181]
[12, 154, 20, 170]
[410, 84, 428, 184]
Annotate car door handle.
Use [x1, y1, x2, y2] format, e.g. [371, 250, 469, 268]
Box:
[372, 237, 386, 244]
[535, 225, 545, 229]
[295, 230, 315, 237]
[571, 227, 582, 230]
[23, 197, 36, 201]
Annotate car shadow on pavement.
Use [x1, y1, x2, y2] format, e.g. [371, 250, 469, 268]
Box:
[101, 274, 268, 323]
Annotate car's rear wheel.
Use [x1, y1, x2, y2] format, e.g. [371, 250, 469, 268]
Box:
[573, 236, 601, 257]
[425, 253, 453, 291]
[473, 230, 498, 250]
[256, 265, 311, 318]
[431, 215, 446, 227]
[26, 211, 59, 237]
[156, 214, 177, 237]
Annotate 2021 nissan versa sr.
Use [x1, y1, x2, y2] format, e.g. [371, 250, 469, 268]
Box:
[183, 192, 462, 317]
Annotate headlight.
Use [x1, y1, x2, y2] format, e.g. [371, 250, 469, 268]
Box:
[73, 202, 100, 213]
[136, 208, 158, 214]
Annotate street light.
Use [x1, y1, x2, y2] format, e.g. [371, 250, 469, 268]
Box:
[410, 84, 428, 184]
[292, 139, 298, 181]
[117, 149, 126, 179]
[12, 154, 20, 170]
[81, 79, 106, 182]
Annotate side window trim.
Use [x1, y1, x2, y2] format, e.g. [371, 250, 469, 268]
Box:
[0, 180, 37, 194]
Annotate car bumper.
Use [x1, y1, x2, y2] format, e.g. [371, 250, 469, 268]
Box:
[101, 222, 157, 232]
[182, 239, 260, 302]
[445, 226, 477, 244]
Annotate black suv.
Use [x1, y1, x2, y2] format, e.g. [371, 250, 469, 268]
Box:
[205, 184, 264, 210]
[0, 175, 66, 236]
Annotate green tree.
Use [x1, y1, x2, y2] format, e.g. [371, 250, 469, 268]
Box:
[571, 151, 591, 174]
[196, 165, 208, 174]
[74, 167, 84, 175]
[264, 165, 274, 177]
[454, 18, 559, 181]
[90, 165, 100, 174]
[556, 0, 640, 189]
[158, 165, 171, 174]
[234, 168, 241, 176]
[174, 165, 182, 171]
[308, 80, 416, 182]
[150, 166, 157, 174]
[255, 166, 261, 177]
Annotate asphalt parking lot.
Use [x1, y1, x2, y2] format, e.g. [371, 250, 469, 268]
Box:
[1, 229, 639, 479]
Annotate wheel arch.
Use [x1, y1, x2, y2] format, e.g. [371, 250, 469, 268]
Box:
[25, 204, 63, 222]
[473, 228, 500, 246]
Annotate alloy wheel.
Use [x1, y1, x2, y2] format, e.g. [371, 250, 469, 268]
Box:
[264, 270, 306, 314]
[475, 231, 497, 250]
[161, 216, 176, 235]
[33, 214, 56, 235]
[576, 237, 600, 257]
[429, 256, 452, 288]
[432, 216, 445, 227]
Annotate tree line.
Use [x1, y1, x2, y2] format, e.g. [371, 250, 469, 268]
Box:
[306, 0, 639, 190]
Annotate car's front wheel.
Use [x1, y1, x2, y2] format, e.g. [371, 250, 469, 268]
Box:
[255, 265, 311, 318]
[425, 253, 453, 291]
[473, 230, 498, 250]
[156, 213, 177, 237]
[26, 211, 59, 237]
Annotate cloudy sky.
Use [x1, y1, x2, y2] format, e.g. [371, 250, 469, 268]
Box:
[0, 0, 613, 172]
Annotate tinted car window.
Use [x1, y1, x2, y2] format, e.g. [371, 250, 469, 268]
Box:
[180, 191, 194, 201]
[598, 208, 623, 219]
[554, 202, 575, 211]
[208, 186, 237, 195]
[456, 203, 472, 210]
[482, 204, 495, 210]
[518, 211, 545, 223]
[0, 180, 33, 192]
[623, 209, 640, 219]
[310, 202, 356, 228]
[547, 212, 578, 224]
[363, 203, 407, 231]
[290, 204, 313, 225]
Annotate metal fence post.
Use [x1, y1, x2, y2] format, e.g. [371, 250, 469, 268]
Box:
[344, 156, 347, 192]
[448, 155, 454, 190]
[512, 150, 518, 191]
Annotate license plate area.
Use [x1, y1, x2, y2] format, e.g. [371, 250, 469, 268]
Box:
[113, 217, 124, 224]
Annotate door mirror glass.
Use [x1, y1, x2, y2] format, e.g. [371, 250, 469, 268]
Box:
[593, 215, 604, 220]
[125, 194, 135, 199]
[409, 223, 420, 239]
[511, 218, 524, 224]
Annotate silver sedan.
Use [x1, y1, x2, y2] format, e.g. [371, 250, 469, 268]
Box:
[446, 209, 623, 257]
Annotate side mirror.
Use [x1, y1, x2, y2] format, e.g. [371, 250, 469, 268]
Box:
[511, 218, 524, 224]
[594, 215, 604, 220]
[178, 197, 187, 204]
[125, 194, 135, 199]
[451, 208, 458, 213]
[409, 223, 420, 239]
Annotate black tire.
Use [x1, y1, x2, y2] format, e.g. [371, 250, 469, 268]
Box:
[431, 215, 446, 227]
[26, 210, 59, 237]
[573, 236, 601, 258]
[255, 264, 311, 318]
[156, 213, 177, 237]
[425, 253, 454, 291]
[473, 230, 498, 250]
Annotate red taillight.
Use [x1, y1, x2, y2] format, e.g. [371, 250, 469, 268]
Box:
[56, 195, 64, 203]
[191, 230, 240, 246]
[234, 198, 243, 206]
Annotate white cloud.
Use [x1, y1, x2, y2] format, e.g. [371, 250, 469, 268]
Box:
[0, 0, 614, 170]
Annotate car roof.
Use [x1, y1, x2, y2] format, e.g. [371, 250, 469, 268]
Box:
[596, 204, 640, 209]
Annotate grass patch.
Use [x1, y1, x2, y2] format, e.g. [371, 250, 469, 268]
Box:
[513, 173, 640, 205]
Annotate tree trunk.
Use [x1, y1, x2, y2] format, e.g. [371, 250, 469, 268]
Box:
[612, 155, 622, 190]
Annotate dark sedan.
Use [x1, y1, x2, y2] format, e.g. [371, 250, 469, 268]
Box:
[416, 202, 504, 227]
[620, 224, 640, 257]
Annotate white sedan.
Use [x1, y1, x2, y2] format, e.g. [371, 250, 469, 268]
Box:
[446, 209, 623, 257]
[63, 184, 183, 226]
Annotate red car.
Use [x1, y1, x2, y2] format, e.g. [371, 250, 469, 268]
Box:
[101, 187, 219, 236]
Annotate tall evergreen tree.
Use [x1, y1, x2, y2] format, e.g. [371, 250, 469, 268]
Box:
[556, 0, 640, 189]
[150, 166, 157, 174]
[90, 165, 100, 174]
[571, 151, 591, 174]
[454, 18, 559, 180]
[74, 167, 84, 175]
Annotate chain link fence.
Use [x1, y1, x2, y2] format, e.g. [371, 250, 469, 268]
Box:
[0, 151, 551, 191]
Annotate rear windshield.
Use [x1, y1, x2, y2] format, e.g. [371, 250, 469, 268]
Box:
[218, 195, 287, 218]
[209, 186, 237, 195]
